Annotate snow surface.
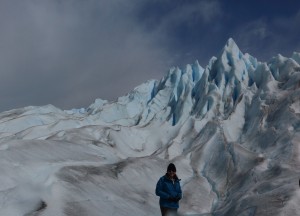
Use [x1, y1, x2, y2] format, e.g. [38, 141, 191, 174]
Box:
[0, 38, 300, 216]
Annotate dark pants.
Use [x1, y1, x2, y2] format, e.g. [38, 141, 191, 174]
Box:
[160, 206, 178, 216]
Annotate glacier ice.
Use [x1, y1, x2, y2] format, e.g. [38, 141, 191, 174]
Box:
[0, 38, 300, 215]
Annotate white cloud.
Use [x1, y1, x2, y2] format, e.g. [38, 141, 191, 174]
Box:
[153, 0, 222, 30]
[198, 0, 223, 23]
[233, 10, 300, 60]
[0, 0, 172, 110]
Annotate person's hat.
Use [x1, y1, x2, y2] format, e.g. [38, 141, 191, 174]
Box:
[167, 163, 176, 172]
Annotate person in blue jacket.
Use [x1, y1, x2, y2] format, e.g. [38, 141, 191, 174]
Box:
[155, 163, 182, 216]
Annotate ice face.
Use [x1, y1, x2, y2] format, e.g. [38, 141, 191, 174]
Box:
[292, 52, 300, 64]
[0, 39, 300, 216]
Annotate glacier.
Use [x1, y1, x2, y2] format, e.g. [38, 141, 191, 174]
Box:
[0, 38, 300, 216]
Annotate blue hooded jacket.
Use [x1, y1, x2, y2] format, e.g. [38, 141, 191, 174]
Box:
[155, 174, 182, 209]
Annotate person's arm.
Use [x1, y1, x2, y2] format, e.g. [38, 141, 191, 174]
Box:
[155, 178, 170, 199]
[176, 181, 182, 201]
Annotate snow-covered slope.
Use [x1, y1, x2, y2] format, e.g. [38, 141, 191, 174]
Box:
[0, 38, 300, 216]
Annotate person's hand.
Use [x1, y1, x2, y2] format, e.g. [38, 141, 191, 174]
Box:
[175, 195, 181, 201]
[168, 197, 176, 202]
[168, 196, 180, 202]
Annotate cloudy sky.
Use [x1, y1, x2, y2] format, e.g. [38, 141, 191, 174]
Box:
[1, 0, 300, 112]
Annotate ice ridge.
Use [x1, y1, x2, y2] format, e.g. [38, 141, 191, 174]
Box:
[85, 38, 300, 127]
[4, 38, 297, 129]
